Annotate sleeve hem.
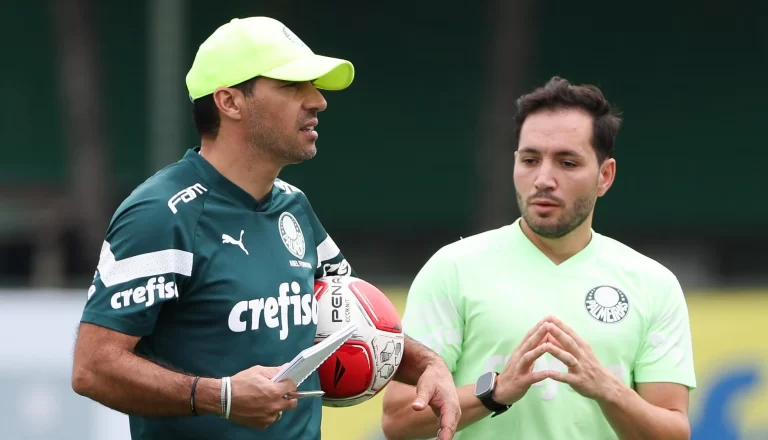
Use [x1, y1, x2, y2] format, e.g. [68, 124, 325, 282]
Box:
[80, 310, 154, 337]
[634, 372, 697, 390]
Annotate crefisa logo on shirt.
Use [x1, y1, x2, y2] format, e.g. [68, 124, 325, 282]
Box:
[584, 286, 629, 323]
[279, 212, 305, 259]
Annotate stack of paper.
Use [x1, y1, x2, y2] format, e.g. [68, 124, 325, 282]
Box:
[272, 322, 358, 386]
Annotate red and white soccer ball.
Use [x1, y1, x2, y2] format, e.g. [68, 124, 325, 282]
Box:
[314, 276, 404, 407]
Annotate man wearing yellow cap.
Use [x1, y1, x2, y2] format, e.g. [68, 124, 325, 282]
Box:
[71, 17, 460, 440]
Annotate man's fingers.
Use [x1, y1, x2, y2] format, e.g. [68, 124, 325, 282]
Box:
[412, 383, 434, 411]
[257, 366, 282, 378]
[437, 418, 457, 440]
[544, 332, 566, 350]
[546, 316, 589, 347]
[269, 395, 297, 415]
[527, 369, 551, 385]
[548, 370, 573, 385]
[276, 397, 298, 411]
[437, 408, 458, 440]
[276, 378, 298, 395]
[519, 318, 547, 346]
[545, 342, 579, 369]
[519, 340, 548, 370]
[545, 323, 581, 354]
[438, 426, 456, 440]
[518, 321, 551, 355]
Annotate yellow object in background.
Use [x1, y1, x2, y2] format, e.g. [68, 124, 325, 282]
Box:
[687, 292, 768, 439]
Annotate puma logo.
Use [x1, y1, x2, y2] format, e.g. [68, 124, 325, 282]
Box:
[222, 230, 249, 255]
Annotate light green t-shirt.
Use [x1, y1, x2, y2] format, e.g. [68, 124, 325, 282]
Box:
[402, 219, 696, 440]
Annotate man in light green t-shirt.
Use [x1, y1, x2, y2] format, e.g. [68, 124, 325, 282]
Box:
[382, 76, 695, 440]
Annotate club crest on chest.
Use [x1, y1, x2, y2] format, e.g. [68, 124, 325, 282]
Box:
[584, 286, 629, 323]
[279, 212, 305, 259]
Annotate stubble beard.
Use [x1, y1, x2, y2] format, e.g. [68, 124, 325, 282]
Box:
[246, 104, 316, 165]
[516, 191, 596, 239]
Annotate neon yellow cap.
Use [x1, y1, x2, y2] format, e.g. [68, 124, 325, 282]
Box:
[186, 17, 355, 100]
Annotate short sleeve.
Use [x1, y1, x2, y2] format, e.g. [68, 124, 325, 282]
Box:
[401, 249, 464, 373]
[81, 199, 195, 337]
[633, 276, 696, 389]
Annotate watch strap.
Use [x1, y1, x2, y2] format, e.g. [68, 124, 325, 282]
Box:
[476, 372, 511, 417]
[479, 392, 511, 417]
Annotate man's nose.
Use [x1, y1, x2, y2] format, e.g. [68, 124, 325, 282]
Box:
[533, 162, 556, 191]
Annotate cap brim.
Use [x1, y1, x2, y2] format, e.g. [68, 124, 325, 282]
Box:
[261, 54, 355, 91]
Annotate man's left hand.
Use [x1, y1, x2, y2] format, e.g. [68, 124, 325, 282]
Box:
[542, 316, 622, 401]
[411, 359, 461, 440]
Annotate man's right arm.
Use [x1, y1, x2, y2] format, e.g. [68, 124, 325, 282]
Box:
[72, 192, 297, 428]
[72, 191, 206, 416]
[72, 322, 222, 417]
[72, 322, 297, 427]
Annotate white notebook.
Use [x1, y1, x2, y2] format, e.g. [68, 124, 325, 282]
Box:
[272, 322, 358, 386]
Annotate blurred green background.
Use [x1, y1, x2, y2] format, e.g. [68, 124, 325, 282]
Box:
[3, 1, 766, 259]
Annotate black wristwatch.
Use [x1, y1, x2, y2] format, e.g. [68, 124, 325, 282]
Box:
[474, 371, 511, 417]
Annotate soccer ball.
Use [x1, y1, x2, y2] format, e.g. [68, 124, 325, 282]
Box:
[314, 276, 405, 407]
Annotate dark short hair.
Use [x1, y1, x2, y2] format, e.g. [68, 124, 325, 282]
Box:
[514, 76, 622, 163]
[191, 77, 259, 139]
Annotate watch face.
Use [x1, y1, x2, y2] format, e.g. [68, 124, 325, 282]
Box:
[475, 371, 494, 396]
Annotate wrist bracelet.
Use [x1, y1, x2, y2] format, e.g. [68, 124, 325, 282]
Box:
[225, 376, 232, 420]
[220, 377, 227, 418]
[190, 376, 201, 416]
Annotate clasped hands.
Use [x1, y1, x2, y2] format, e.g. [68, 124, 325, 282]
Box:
[491, 315, 622, 406]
